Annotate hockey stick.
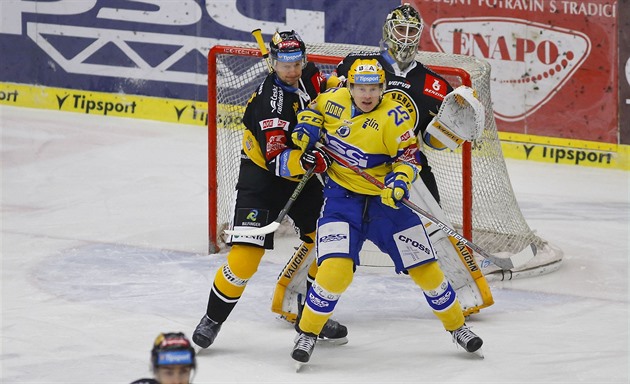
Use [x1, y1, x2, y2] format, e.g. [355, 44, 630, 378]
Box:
[316, 144, 536, 270]
[224, 166, 316, 237]
[251, 28, 274, 73]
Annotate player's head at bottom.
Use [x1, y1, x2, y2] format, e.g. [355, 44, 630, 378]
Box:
[151, 332, 196, 384]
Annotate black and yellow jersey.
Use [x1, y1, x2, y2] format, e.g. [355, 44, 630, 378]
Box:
[241, 62, 326, 179]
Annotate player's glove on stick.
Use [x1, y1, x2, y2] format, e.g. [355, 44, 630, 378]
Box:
[381, 162, 418, 209]
[300, 148, 331, 174]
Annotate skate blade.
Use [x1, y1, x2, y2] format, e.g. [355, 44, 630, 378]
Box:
[319, 336, 348, 346]
[471, 348, 484, 359]
[295, 361, 305, 372]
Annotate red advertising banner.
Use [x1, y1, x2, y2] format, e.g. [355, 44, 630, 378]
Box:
[413, 0, 618, 144]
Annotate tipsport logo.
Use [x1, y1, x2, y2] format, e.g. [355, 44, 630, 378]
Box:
[431, 17, 590, 121]
[0, 89, 18, 103]
[56, 93, 137, 115]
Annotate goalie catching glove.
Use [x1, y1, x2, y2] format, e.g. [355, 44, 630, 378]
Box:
[300, 148, 331, 173]
[381, 162, 418, 209]
[424, 85, 485, 150]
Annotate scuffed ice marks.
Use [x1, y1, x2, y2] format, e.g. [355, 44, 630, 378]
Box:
[32, 243, 218, 315]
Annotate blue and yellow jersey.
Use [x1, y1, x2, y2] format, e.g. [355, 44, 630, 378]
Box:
[297, 87, 421, 195]
[336, 52, 453, 138]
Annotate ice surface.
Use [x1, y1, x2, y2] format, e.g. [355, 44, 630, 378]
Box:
[1, 105, 628, 383]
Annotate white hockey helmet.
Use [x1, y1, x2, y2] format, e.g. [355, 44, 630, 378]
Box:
[381, 3, 423, 69]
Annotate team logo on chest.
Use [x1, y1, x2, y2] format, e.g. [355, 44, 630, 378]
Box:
[337, 125, 351, 137]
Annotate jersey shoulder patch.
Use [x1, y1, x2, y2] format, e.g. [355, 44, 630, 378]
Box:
[422, 73, 449, 101]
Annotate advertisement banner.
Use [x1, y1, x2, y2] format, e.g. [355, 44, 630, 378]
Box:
[0, 0, 397, 103]
[0, 0, 623, 151]
[414, 0, 618, 144]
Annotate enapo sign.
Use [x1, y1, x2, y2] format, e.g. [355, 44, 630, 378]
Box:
[413, 0, 625, 168]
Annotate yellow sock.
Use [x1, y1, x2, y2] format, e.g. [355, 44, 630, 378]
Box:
[299, 258, 354, 335]
[408, 262, 465, 331]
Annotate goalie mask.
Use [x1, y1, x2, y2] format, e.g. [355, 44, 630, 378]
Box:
[151, 332, 196, 371]
[381, 3, 424, 69]
[269, 30, 307, 68]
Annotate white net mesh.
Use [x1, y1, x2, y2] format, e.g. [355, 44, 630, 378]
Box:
[209, 42, 562, 277]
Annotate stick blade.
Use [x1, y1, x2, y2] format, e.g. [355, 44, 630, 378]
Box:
[223, 222, 280, 237]
[510, 242, 537, 268]
[489, 243, 537, 270]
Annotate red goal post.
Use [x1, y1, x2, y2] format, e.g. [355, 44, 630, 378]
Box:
[207, 43, 562, 279]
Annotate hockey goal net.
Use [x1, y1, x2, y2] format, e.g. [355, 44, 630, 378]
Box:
[208, 42, 563, 280]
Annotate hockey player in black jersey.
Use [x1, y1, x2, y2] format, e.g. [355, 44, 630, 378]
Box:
[130, 332, 196, 384]
[192, 30, 347, 350]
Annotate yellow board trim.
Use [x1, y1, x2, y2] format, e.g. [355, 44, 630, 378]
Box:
[498, 132, 629, 170]
[2, 82, 627, 170]
[0, 82, 209, 126]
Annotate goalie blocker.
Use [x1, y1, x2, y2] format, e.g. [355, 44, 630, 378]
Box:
[272, 85, 492, 319]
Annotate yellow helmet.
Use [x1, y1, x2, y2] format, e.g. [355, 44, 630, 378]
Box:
[347, 59, 386, 85]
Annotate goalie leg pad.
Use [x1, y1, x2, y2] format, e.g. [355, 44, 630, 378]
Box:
[409, 181, 494, 315]
[271, 237, 316, 323]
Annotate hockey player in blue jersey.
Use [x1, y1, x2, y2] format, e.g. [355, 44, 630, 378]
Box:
[289, 58, 484, 365]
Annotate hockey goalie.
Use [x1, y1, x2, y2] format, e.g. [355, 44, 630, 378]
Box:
[271, 84, 494, 326]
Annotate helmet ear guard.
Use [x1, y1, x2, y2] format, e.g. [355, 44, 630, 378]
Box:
[382, 3, 423, 68]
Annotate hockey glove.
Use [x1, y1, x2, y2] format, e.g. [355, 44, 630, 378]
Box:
[292, 110, 324, 151]
[300, 148, 331, 174]
[380, 163, 418, 209]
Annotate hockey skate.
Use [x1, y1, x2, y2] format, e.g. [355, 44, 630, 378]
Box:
[450, 324, 483, 358]
[292, 331, 318, 370]
[192, 315, 222, 348]
[295, 296, 348, 344]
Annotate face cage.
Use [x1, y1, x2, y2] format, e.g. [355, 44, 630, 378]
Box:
[384, 20, 422, 65]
